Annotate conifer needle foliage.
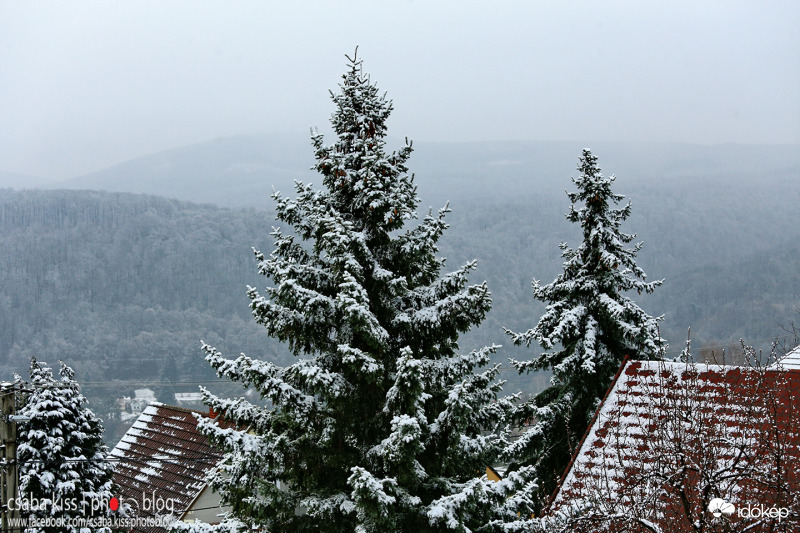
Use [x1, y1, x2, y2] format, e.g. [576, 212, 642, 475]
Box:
[191, 51, 519, 533]
[506, 149, 665, 509]
[17, 358, 115, 533]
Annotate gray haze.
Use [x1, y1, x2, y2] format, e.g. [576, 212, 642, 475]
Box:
[1, 0, 799, 180]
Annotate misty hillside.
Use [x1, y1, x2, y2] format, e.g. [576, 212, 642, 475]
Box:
[2, 180, 799, 385]
[0, 189, 288, 380]
[37, 135, 800, 209]
[1, 138, 799, 445]
[3, 135, 799, 363]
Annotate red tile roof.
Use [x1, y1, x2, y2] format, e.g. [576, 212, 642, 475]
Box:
[548, 360, 800, 531]
[110, 402, 231, 533]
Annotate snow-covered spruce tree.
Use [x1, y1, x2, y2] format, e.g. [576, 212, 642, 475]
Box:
[17, 358, 115, 533]
[505, 149, 665, 509]
[190, 52, 521, 532]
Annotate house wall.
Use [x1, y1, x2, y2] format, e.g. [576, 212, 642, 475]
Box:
[181, 485, 230, 525]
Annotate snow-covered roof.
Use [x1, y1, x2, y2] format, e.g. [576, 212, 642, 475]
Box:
[769, 344, 800, 370]
[174, 392, 204, 402]
[110, 402, 233, 532]
[549, 359, 800, 516]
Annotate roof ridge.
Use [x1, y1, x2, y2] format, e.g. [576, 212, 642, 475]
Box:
[145, 401, 211, 416]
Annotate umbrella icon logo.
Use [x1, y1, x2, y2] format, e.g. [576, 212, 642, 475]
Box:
[708, 498, 735, 518]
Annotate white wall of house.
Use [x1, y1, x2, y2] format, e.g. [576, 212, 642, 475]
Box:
[181, 485, 230, 525]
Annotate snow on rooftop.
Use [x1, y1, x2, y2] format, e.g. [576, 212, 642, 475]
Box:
[174, 392, 203, 402]
[110, 403, 234, 531]
[770, 344, 800, 370]
[141, 402, 163, 416]
[551, 359, 800, 516]
[109, 439, 131, 456]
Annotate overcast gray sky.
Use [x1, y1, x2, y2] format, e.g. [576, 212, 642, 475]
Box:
[1, 0, 798, 179]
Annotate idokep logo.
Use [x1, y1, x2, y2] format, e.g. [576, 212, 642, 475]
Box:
[708, 498, 790, 523]
[708, 498, 735, 518]
[737, 503, 790, 522]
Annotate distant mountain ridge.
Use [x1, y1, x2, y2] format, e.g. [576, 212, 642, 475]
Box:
[0, 170, 52, 189]
[13, 134, 798, 209]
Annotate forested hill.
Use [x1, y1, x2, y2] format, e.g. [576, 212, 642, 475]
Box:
[2, 184, 799, 397]
[0, 189, 288, 386]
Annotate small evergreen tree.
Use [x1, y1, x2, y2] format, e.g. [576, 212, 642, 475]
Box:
[17, 358, 115, 533]
[192, 51, 517, 532]
[506, 149, 665, 508]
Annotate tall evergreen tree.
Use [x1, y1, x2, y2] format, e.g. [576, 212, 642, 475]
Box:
[191, 51, 516, 532]
[506, 149, 665, 509]
[17, 358, 115, 533]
